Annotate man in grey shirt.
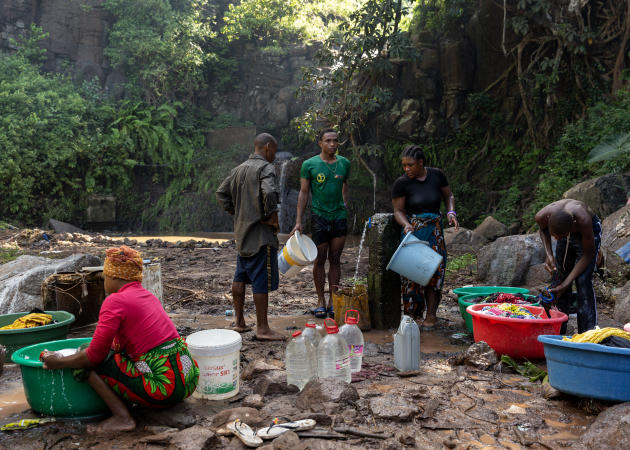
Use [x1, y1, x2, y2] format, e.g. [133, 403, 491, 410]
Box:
[216, 133, 284, 340]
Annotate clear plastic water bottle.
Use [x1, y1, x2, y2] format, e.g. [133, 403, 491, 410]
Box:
[317, 318, 351, 383]
[302, 320, 322, 348]
[339, 310, 364, 373]
[394, 315, 420, 371]
[285, 331, 316, 390]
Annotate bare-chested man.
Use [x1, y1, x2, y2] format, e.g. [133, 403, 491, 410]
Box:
[535, 199, 602, 334]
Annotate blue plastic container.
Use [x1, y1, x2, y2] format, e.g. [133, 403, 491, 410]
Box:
[386, 232, 443, 286]
[538, 335, 630, 402]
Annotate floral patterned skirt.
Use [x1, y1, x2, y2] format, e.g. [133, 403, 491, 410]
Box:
[400, 213, 447, 307]
[75, 337, 199, 407]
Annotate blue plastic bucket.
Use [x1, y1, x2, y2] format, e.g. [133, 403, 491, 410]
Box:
[538, 335, 630, 402]
[386, 232, 443, 286]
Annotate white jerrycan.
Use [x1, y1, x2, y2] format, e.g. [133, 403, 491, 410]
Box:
[393, 315, 420, 371]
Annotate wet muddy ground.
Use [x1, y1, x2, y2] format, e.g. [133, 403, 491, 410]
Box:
[0, 231, 622, 449]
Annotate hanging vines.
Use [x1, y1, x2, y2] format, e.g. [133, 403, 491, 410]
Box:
[486, 0, 630, 147]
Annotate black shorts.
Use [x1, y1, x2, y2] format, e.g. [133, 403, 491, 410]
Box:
[311, 214, 348, 246]
[233, 246, 279, 294]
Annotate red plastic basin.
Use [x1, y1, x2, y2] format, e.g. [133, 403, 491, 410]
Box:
[467, 304, 567, 360]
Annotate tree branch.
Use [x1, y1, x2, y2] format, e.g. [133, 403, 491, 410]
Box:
[612, 0, 630, 93]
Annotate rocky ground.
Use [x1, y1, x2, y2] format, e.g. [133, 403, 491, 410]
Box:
[0, 229, 628, 449]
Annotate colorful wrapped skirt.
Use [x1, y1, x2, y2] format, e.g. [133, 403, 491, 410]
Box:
[400, 213, 447, 308]
[75, 337, 199, 407]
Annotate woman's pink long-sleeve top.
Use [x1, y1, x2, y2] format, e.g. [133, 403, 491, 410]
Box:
[85, 281, 179, 364]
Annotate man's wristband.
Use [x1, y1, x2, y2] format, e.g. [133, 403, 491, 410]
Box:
[447, 210, 456, 216]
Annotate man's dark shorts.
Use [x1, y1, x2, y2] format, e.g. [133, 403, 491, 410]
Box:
[311, 213, 348, 246]
[233, 246, 279, 294]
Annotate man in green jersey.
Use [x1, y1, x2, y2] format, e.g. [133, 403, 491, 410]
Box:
[292, 129, 350, 319]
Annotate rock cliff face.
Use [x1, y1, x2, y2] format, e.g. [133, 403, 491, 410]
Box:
[0, 0, 119, 88]
[0, 0, 521, 231]
[0, 0, 510, 136]
[0, 0, 317, 131]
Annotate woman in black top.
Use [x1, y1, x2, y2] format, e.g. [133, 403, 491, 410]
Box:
[391, 145, 459, 329]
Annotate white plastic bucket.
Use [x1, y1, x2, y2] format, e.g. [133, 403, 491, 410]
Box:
[386, 232, 443, 286]
[278, 231, 318, 277]
[186, 329, 242, 400]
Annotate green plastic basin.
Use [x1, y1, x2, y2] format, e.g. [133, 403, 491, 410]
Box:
[0, 310, 75, 362]
[458, 293, 538, 334]
[452, 286, 530, 300]
[11, 337, 109, 419]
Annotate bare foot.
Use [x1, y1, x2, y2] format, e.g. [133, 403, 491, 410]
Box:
[87, 415, 136, 434]
[421, 318, 438, 329]
[255, 327, 286, 341]
[230, 321, 253, 333]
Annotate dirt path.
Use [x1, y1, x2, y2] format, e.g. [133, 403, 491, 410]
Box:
[0, 232, 620, 448]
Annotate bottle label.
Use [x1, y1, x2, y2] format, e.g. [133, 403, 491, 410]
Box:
[335, 356, 350, 370]
[349, 344, 363, 356]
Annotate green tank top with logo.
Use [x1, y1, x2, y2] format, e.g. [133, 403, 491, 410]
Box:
[300, 154, 351, 220]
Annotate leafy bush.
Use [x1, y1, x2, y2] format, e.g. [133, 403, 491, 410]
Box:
[104, 0, 215, 103]
[446, 253, 476, 275]
[0, 50, 96, 223]
[526, 89, 630, 225]
[222, 0, 361, 43]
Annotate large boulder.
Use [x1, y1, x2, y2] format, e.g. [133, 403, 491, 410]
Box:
[444, 227, 475, 254]
[47, 219, 85, 234]
[601, 204, 630, 253]
[477, 234, 546, 286]
[600, 204, 630, 282]
[563, 173, 630, 219]
[0, 254, 101, 314]
[524, 263, 551, 288]
[579, 402, 630, 449]
[473, 216, 508, 244]
[613, 280, 630, 324]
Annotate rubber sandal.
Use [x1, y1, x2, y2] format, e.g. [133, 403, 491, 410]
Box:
[327, 306, 334, 319]
[314, 307, 327, 319]
[226, 419, 263, 448]
[256, 418, 316, 440]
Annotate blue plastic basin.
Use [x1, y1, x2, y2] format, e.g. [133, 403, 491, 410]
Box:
[538, 335, 630, 402]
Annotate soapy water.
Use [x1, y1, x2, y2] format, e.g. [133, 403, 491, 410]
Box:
[55, 348, 79, 357]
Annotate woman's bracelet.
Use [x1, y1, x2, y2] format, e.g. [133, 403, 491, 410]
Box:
[447, 211, 456, 216]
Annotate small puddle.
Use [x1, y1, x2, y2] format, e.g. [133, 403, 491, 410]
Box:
[541, 415, 592, 441]
[541, 431, 580, 441]
[0, 382, 29, 420]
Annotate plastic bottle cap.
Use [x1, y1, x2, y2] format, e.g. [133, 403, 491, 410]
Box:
[324, 318, 339, 334]
[345, 309, 360, 325]
[305, 322, 317, 328]
[292, 331, 302, 337]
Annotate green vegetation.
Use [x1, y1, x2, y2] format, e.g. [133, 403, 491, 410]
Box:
[222, 0, 361, 43]
[446, 253, 476, 275]
[402, 0, 630, 228]
[297, 0, 418, 212]
[104, 0, 215, 102]
[0, 248, 21, 264]
[3, 0, 630, 232]
[501, 355, 548, 383]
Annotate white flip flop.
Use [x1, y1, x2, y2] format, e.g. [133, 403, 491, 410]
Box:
[226, 419, 263, 448]
[256, 418, 316, 440]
